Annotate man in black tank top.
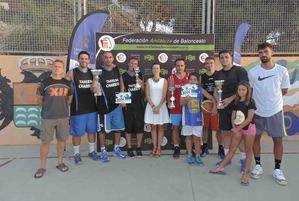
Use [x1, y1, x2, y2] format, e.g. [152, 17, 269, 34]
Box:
[122, 57, 145, 157]
[97, 51, 126, 162]
[66, 51, 100, 164]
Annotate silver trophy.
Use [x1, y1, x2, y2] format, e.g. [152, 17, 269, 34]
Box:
[168, 76, 175, 109]
[214, 80, 225, 109]
[90, 69, 102, 96]
[134, 67, 141, 89]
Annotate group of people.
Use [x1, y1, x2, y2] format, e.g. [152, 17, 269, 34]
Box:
[34, 42, 290, 187]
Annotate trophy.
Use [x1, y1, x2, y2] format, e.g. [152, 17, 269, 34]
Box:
[234, 111, 246, 125]
[134, 67, 141, 89]
[90, 69, 102, 96]
[214, 80, 225, 109]
[168, 76, 175, 109]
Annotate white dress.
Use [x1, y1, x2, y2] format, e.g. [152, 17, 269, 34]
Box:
[144, 78, 170, 125]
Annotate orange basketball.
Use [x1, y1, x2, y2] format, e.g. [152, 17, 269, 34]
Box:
[201, 100, 213, 113]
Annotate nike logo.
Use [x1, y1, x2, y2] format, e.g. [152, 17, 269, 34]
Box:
[258, 75, 275, 81]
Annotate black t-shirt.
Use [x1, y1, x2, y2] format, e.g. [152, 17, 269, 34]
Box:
[200, 72, 217, 98]
[122, 71, 145, 110]
[71, 68, 97, 115]
[233, 99, 256, 129]
[38, 77, 73, 119]
[214, 66, 249, 99]
[97, 66, 121, 114]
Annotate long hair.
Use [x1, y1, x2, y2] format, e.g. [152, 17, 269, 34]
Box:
[235, 81, 252, 106]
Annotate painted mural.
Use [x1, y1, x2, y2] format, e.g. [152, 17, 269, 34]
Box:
[0, 56, 57, 145]
[0, 55, 298, 145]
[241, 57, 299, 136]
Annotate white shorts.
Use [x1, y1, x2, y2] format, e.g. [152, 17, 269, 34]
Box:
[181, 126, 203, 137]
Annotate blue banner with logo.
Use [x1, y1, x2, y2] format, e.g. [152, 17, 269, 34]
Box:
[67, 11, 108, 70]
[233, 23, 251, 66]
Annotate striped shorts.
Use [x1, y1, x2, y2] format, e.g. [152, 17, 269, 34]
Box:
[254, 111, 287, 137]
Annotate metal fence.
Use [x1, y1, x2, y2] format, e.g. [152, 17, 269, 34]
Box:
[215, 0, 299, 54]
[0, 0, 76, 54]
[86, 0, 203, 34]
[0, 0, 298, 54]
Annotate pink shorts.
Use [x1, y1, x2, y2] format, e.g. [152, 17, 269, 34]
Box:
[240, 123, 256, 135]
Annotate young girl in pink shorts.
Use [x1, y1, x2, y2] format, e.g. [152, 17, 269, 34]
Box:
[210, 81, 256, 186]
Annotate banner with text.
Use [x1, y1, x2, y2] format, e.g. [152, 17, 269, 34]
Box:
[96, 33, 214, 77]
[95, 33, 214, 151]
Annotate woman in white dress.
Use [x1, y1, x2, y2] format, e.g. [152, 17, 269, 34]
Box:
[144, 63, 169, 157]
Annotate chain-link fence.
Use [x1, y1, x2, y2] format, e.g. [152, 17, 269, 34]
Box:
[0, 0, 298, 54]
[215, 0, 299, 54]
[86, 0, 202, 34]
[0, 0, 203, 54]
[0, 0, 76, 54]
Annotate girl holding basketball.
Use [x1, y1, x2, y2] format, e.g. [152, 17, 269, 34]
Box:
[180, 73, 217, 165]
[210, 81, 256, 186]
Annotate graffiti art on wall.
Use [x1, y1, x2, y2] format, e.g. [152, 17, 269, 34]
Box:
[0, 56, 298, 145]
[0, 57, 52, 138]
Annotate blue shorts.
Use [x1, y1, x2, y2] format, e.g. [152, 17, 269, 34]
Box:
[170, 114, 182, 126]
[70, 112, 98, 136]
[99, 107, 125, 133]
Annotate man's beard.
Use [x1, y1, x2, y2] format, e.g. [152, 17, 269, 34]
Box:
[260, 57, 270, 63]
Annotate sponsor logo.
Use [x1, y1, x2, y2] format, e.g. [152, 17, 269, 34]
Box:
[144, 123, 151, 132]
[119, 137, 127, 147]
[144, 54, 155, 61]
[161, 136, 168, 146]
[186, 55, 196, 61]
[158, 53, 168, 63]
[116, 52, 126, 63]
[144, 137, 152, 145]
[160, 68, 168, 76]
[258, 75, 275, 81]
[98, 35, 115, 51]
[199, 53, 209, 63]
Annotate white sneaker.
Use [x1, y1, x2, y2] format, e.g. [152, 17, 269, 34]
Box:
[273, 169, 288, 186]
[250, 164, 263, 179]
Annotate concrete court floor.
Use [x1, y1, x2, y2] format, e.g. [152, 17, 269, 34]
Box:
[0, 136, 298, 201]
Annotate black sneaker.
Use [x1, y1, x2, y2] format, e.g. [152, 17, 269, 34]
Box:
[173, 146, 180, 159]
[127, 148, 135, 158]
[218, 148, 225, 159]
[200, 146, 209, 157]
[136, 147, 142, 158]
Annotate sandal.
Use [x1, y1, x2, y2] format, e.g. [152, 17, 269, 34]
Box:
[149, 148, 157, 157]
[154, 149, 161, 157]
[56, 163, 69, 172]
[34, 168, 46, 179]
[209, 169, 226, 175]
[240, 178, 249, 186]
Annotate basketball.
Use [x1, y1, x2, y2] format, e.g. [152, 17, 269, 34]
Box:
[201, 100, 214, 113]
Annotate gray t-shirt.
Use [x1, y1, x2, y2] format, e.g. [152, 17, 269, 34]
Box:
[37, 77, 73, 119]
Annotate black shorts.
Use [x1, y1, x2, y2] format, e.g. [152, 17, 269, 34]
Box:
[123, 106, 144, 134]
[218, 104, 233, 131]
